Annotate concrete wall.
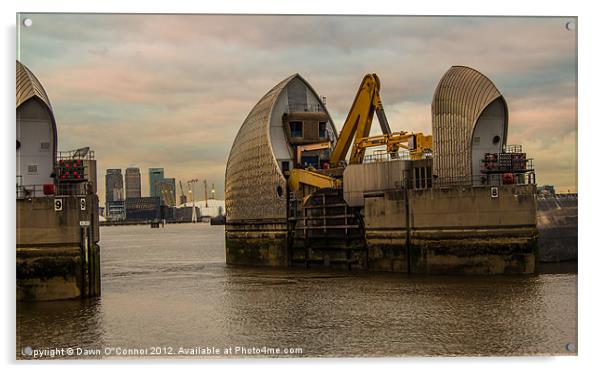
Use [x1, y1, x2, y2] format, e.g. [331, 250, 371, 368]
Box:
[537, 195, 578, 262]
[225, 220, 289, 267]
[364, 185, 538, 274]
[17, 195, 101, 301]
[17, 195, 100, 245]
[344, 159, 409, 207]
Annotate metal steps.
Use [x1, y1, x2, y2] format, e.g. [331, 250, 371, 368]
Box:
[288, 188, 367, 269]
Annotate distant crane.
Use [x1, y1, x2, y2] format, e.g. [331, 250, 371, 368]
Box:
[187, 179, 198, 223]
[179, 180, 187, 205]
[203, 179, 208, 208]
[158, 182, 175, 207]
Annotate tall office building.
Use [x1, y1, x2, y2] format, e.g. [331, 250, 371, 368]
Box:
[105, 169, 124, 206]
[125, 167, 141, 199]
[149, 168, 164, 199]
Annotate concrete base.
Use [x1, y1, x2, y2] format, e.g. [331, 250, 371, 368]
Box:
[367, 240, 537, 274]
[17, 195, 101, 301]
[225, 220, 289, 267]
[17, 245, 101, 301]
[224, 186, 539, 275]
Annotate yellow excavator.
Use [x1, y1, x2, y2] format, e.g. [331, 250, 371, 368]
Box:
[287, 73, 432, 197]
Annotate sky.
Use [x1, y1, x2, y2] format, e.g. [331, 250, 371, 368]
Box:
[17, 14, 577, 207]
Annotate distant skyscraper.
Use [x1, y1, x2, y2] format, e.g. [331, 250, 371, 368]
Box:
[105, 169, 124, 206]
[125, 167, 141, 199]
[149, 168, 164, 199]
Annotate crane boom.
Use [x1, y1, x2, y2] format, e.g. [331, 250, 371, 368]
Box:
[286, 73, 432, 198]
[329, 73, 391, 165]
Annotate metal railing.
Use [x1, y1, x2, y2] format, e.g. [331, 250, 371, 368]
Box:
[16, 184, 46, 199]
[57, 148, 95, 161]
[503, 144, 523, 153]
[362, 150, 433, 164]
[17, 181, 91, 199]
[363, 151, 412, 163]
[429, 173, 537, 189]
[285, 103, 325, 113]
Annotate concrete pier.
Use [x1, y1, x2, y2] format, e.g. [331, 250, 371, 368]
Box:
[362, 185, 538, 274]
[17, 194, 101, 301]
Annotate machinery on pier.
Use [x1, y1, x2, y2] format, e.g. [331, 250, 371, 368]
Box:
[286, 73, 432, 198]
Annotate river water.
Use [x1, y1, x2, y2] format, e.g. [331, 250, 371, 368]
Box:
[17, 224, 577, 358]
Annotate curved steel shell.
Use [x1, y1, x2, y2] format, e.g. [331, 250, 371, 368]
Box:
[431, 66, 507, 183]
[225, 74, 334, 222]
[16, 60, 53, 112]
[16, 60, 58, 162]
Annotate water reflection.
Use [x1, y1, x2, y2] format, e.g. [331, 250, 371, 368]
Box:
[17, 224, 577, 358]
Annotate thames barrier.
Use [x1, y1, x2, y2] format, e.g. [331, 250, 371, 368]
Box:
[224, 66, 576, 274]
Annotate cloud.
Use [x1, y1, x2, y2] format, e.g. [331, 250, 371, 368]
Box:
[18, 14, 577, 206]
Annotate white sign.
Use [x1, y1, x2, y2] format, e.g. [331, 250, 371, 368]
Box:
[80, 198, 86, 211]
[54, 198, 63, 211]
[490, 186, 499, 199]
[79, 220, 91, 227]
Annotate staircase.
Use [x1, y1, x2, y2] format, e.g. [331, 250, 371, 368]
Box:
[288, 188, 366, 269]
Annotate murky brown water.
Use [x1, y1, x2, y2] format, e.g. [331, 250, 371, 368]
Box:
[17, 224, 577, 358]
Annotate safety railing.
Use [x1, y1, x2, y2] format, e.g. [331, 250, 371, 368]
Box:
[362, 150, 433, 164]
[57, 148, 95, 160]
[428, 173, 537, 189]
[17, 181, 91, 199]
[363, 151, 413, 163]
[285, 103, 325, 113]
[503, 144, 523, 153]
[16, 184, 46, 199]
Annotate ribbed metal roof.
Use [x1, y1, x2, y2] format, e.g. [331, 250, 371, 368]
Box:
[431, 66, 507, 183]
[225, 74, 295, 222]
[225, 74, 334, 222]
[16, 60, 53, 111]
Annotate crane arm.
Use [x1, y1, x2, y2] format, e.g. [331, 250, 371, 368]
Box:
[329, 73, 391, 165]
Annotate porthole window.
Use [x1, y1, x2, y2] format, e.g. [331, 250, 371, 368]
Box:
[492, 135, 500, 145]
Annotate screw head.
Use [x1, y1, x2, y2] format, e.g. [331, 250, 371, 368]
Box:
[565, 21, 575, 31]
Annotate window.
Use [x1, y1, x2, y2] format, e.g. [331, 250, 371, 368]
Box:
[289, 121, 303, 137]
[492, 135, 500, 145]
[281, 161, 290, 172]
[319, 122, 327, 138]
[27, 164, 38, 175]
[40, 142, 50, 151]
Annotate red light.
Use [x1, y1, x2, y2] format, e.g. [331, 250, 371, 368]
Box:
[65, 171, 69, 175]
[73, 171, 77, 175]
[43, 184, 55, 195]
[66, 163, 70, 167]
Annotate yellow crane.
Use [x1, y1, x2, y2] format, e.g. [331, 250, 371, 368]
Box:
[355, 132, 432, 161]
[287, 73, 432, 196]
[330, 73, 392, 165]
